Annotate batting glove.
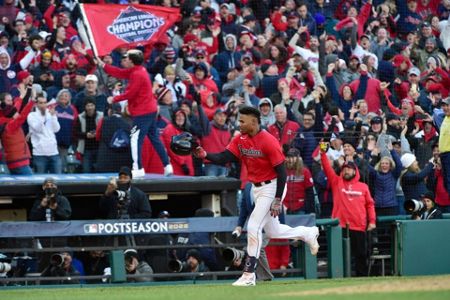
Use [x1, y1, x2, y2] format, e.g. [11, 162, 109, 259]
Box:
[194, 146, 207, 159]
[270, 198, 282, 217]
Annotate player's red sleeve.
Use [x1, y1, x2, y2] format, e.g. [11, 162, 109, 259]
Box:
[226, 135, 241, 159]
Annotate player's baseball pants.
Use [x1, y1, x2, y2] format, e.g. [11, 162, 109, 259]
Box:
[247, 180, 315, 258]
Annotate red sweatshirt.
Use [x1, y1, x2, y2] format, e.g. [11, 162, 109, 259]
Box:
[268, 120, 300, 147]
[104, 64, 157, 116]
[321, 152, 376, 232]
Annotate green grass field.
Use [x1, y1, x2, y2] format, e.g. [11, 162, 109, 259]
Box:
[1, 275, 450, 300]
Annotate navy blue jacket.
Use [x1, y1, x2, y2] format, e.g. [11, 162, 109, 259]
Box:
[401, 163, 434, 202]
[368, 150, 403, 208]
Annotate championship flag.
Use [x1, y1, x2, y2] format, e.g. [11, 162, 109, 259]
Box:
[77, 4, 180, 56]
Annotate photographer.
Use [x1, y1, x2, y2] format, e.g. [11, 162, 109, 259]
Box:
[41, 252, 81, 285]
[169, 249, 210, 281]
[29, 177, 71, 221]
[410, 192, 443, 220]
[99, 166, 152, 219]
[123, 249, 154, 283]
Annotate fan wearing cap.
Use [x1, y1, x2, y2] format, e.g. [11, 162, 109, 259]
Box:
[123, 249, 154, 283]
[238, 31, 262, 64]
[319, 145, 376, 276]
[98, 49, 172, 178]
[400, 152, 435, 203]
[29, 177, 72, 221]
[100, 166, 152, 219]
[161, 110, 194, 176]
[185, 49, 222, 88]
[147, 46, 177, 77]
[32, 50, 55, 89]
[73, 73, 107, 114]
[197, 106, 231, 176]
[9, 70, 33, 99]
[73, 96, 102, 173]
[411, 191, 443, 220]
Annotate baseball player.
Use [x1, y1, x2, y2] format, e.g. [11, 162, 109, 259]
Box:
[194, 106, 319, 286]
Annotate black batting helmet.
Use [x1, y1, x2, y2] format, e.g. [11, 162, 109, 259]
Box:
[170, 132, 198, 156]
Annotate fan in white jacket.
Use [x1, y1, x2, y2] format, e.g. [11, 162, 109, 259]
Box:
[27, 94, 62, 174]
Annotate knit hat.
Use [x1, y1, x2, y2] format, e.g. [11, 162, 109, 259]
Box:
[260, 59, 273, 74]
[401, 153, 416, 169]
[421, 191, 435, 202]
[17, 70, 31, 82]
[193, 62, 208, 74]
[186, 249, 201, 261]
[156, 87, 171, 102]
[163, 46, 176, 59]
[43, 177, 57, 186]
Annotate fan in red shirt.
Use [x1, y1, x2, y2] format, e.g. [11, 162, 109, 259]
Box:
[194, 106, 319, 286]
[97, 49, 172, 178]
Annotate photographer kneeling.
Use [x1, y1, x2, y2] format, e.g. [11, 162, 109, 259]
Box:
[41, 252, 81, 284]
[29, 177, 72, 221]
[407, 192, 443, 220]
[99, 166, 152, 219]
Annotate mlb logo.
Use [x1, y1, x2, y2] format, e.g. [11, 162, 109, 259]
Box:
[84, 224, 98, 234]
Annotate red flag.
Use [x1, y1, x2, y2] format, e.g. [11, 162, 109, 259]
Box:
[78, 4, 180, 56]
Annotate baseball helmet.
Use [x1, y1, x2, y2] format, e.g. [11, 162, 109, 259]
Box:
[170, 132, 198, 156]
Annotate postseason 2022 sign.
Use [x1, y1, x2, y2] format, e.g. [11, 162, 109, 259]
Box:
[0, 216, 315, 238]
[79, 4, 180, 56]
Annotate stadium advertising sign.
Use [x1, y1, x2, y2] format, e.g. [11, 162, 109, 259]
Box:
[83, 221, 189, 235]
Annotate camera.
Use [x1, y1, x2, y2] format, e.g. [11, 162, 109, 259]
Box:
[50, 253, 65, 268]
[222, 247, 246, 264]
[167, 259, 185, 273]
[45, 187, 57, 198]
[0, 262, 11, 273]
[114, 190, 128, 200]
[404, 199, 424, 213]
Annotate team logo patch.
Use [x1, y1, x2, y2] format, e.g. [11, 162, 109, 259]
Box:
[107, 6, 165, 43]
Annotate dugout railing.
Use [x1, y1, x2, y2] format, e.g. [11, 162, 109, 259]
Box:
[1, 215, 345, 285]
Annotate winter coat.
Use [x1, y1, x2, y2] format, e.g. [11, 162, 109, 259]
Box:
[368, 150, 403, 208]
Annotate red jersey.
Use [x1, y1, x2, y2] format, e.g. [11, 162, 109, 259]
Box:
[227, 130, 285, 183]
[284, 168, 314, 211]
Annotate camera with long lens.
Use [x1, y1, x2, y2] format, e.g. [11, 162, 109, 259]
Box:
[404, 199, 425, 213]
[0, 262, 12, 274]
[50, 253, 65, 268]
[167, 259, 186, 273]
[222, 247, 246, 265]
[114, 190, 128, 202]
[45, 187, 57, 198]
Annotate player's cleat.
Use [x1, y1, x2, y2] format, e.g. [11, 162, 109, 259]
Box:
[305, 226, 320, 256]
[131, 168, 145, 178]
[232, 272, 256, 286]
[164, 164, 173, 176]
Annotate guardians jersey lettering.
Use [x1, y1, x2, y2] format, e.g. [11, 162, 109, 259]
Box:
[227, 130, 285, 183]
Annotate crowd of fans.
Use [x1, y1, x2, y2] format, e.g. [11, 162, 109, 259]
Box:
[1, 0, 450, 281]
